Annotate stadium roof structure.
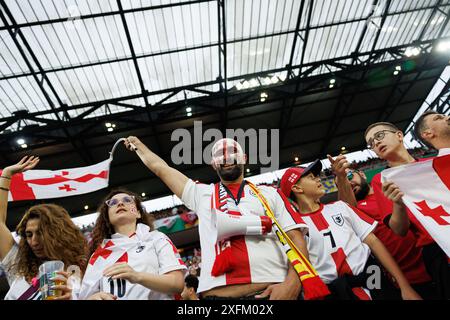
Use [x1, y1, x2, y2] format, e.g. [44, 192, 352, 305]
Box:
[1, 0, 450, 227]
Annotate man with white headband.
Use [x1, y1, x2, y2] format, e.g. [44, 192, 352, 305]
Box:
[123, 136, 325, 300]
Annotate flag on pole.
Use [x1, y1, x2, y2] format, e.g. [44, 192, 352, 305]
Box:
[1, 158, 111, 202]
[381, 153, 450, 257]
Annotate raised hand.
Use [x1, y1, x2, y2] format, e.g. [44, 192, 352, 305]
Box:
[327, 154, 350, 178]
[2, 156, 40, 177]
[123, 136, 140, 152]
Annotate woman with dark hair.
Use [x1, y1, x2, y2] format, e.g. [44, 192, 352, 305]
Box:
[79, 189, 186, 300]
[0, 156, 88, 300]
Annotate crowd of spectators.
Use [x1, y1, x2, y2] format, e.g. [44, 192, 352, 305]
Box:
[78, 148, 436, 242]
[181, 248, 202, 277]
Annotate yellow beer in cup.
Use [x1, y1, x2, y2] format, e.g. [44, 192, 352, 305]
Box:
[38, 260, 65, 300]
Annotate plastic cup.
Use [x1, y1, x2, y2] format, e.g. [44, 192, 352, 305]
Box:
[38, 260, 65, 300]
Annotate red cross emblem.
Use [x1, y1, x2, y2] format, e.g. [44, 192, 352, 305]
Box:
[58, 184, 76, 192]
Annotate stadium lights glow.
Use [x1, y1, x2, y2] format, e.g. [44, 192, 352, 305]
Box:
[84, 205, 89, 210]
[404, 47, 420, 57]
[235, 75, 283, 91]
[294, 157, 299, 162]
[329, 78, 336, 84]
[187, 112, 192, 117]
[395, 65, 401, 71]
[329, 84, 334, 88]
[393, 70, 399, 76]
[249, 79, 259, 87]
[106, 123, 116, 132]
[186, 107, 192, 112]
[341, 146, 346, 151]
[260, 92, 268, 102]
[246, 168, 250, 173]
[436, 40, 450, 52]
[20, 144, 27, 149]
[17, 138, 25, 145]
[141, 192, 146, 197]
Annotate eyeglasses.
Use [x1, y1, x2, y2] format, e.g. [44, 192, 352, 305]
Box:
[366, 130, 397, 149]
[105, 195, 135, 208]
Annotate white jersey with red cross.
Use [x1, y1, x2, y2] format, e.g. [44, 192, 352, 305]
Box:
[95, 230, 186, 300]
[181, 179, 308, 294]
[294, 201, 377, 284]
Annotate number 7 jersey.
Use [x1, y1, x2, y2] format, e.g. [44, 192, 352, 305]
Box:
[292, 201, 378, 284]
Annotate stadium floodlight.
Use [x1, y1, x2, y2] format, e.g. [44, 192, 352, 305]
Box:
[84, 205, 89, 210]
[436, 40, 450, 52]
[404, 47, 420, 57]
[262, 77, 272, 85]
[294, 157, 299, 162]
[107, 127, 114, 132]
[395, 65, 401, 71]
[17, 138, 25, 145]
[249, 78, 259, 87]
[186, 107, 192, 112]
[141, 192, 146, 197]
[329, 78, 336, 84]
[20, 144, 28, 149]
[105, 122, 112, 127]
[393, 70, 399, 75]
[187, 112, 192, 117]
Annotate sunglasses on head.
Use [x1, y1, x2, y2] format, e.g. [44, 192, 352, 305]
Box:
[105, 195, 135, 208]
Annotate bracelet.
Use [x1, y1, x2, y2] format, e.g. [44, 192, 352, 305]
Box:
[0, 187, 9, 192]
[0, 175, 11, 180]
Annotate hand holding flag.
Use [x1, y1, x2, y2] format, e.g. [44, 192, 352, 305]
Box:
[0, 138, 137, 202]
[1, 156, 40, 178]
[381, 181, 405, 204]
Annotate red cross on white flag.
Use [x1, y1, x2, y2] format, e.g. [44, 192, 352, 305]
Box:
[1, 158, 111, 202]
[382, 153, 450, 257]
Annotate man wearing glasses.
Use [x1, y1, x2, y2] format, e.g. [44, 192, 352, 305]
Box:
[364, 122, 449, 299]
[330, 158, 435, 298]
[413, 111, 450, 156]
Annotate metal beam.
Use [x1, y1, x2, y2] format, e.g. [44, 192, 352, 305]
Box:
[318, 0, 392, 155]
[278, 0, 313, 145]
[286, 0, 307, 76]
[0, 1, 93, 163]
[0, 75, 431, 154]
[0, 5, 441, 82]
[0, 0, 215, 31]
[217, 0, 228, 134]
[0, 53, 444, 141]
[417, 0, 443, 41]
[117, 0, 162, 153]
[351, 0, 379, 65]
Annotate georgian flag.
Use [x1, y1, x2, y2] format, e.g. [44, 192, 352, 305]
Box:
[1, 158, 111, 202]
[381, 153, 450, 257]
